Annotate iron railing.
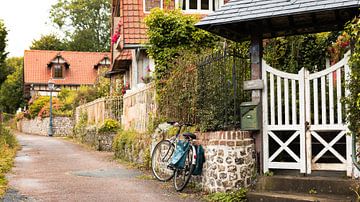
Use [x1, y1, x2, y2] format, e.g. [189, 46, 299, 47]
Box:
[196, 48, 251, 130]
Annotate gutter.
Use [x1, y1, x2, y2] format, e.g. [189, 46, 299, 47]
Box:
[123, 44, 150, 49]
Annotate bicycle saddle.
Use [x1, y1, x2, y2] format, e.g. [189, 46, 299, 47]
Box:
[182, 132, 196, 139]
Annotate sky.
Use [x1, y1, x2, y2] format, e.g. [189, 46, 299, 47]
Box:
[0, 0, 59, 57]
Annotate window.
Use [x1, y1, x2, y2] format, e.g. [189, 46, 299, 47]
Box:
[178, 0, 223, 12]
[53, 64, 63, 79]
[144, 0, 163, 12]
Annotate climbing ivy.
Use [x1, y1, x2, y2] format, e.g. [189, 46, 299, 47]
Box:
[345, 16, 360, 135]
[144, 8, 218, 83]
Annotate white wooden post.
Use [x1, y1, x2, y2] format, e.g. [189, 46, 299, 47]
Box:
[299, 68, 307, 174]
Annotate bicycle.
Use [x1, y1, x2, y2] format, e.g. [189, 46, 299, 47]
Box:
[151, 122, 197, 191]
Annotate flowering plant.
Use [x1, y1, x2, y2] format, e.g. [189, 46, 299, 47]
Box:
[111, 19, 123, 45]
[121, 82, 130, 95]
[141, 65, 153, 84]
[111, 32, 120, 45]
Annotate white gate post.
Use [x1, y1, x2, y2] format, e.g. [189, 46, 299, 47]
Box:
[299, 68, 307, 173]
[262, 60, 269, 173]
[304, 68, 312, 174]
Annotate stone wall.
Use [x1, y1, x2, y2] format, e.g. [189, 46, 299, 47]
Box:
[193, 131, 255, 193]
[152, 130, 255, 193]
[122, 83, 156, 133]
[114, 132, 151, 166]
[17, 117, 73, 136]
[73, 125, 116, 152]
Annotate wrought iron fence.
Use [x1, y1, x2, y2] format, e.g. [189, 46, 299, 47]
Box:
[159, 48, 251, 131]
[197, 48, 251, 130]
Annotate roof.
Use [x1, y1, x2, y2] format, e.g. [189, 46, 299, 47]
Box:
[24, 50, 110, 85]
[120, 0, 148, 46]
[115, 0, 176, 47]
[111, 50, 132, 71]
[197, 0, 360, 41]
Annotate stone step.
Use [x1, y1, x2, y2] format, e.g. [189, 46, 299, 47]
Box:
[247, 191, 354, 202]
[255, 175, 357, 196]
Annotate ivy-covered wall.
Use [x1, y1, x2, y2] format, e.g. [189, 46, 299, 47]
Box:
[73, 114, 120, 151]
[112, 129, 151, 168]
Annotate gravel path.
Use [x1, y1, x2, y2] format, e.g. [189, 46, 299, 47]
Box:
[2, 133, 199, 202]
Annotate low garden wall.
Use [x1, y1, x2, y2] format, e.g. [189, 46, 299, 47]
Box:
[73, 125, 117, 152]
[17, 117, 73, 136]
[114, 129, 255, 192]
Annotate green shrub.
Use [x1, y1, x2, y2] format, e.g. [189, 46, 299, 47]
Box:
[57, 88, 77, 113]
[73, 112, 88, 139]
[0, 124, 17, 149]
[0, 124, 18, 196]
[205, 188, 247, 202]
[345, 16, 360, 135]
[112, 129, 151, 168]
[28, 96, 50, 118]
[98, 119, 120, 133]
[113, 129, 138, 158]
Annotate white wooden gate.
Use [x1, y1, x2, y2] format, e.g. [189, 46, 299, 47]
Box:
[262, 52, 352, 175]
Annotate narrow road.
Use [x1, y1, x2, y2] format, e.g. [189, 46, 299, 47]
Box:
[4, 133, 198, 202]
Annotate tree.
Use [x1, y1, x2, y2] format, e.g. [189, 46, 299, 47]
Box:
[30, 34, 66, 50]
[0, 57, 25, 114]
[0, 20, 9, 86]
[50, 0, 111, 52]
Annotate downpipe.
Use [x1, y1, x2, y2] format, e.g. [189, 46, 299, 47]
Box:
[352, 132, 360, 171]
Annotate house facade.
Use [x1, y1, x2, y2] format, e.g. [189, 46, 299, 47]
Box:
[108, 0, 229, 95]
[24, 50, 110, 98]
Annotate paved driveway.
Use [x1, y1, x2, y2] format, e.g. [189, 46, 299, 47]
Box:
[3, 133, 198, 202]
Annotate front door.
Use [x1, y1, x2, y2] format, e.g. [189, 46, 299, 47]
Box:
[262, 52, 352, 176]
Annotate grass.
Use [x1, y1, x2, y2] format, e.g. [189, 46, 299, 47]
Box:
[0, 125, 18, 197]
[204, 188, 248, 202]
[136, 174, 156, 180]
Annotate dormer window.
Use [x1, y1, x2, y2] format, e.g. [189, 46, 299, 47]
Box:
[54, 64, 63, 79]
[47, 54, 69, 79]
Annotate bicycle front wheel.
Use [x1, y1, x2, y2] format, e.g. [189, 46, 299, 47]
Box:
[174, 146, 195, 191]
[151, 139, 175, 181]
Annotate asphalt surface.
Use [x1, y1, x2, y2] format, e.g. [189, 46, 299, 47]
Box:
[3, 133, 199, 202]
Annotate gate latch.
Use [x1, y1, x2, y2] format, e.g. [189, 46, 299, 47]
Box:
[305, 121, 310, 130]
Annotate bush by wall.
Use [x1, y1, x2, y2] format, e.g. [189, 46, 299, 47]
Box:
[73, 114, 118, 151]
[0, 124, 18, 196]
[113, 129, 151, 168]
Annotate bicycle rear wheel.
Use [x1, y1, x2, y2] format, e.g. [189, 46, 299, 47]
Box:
[174, 146, 195, 191]
[151, 140, 175, 181]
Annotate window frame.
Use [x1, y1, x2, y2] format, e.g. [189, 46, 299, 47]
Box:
[143, 0, 164, 13]
[53, 64, 64, 79]
[175, 0, 224, 14]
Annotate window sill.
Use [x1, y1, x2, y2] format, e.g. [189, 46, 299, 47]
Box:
[181, 10, 214, 14]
